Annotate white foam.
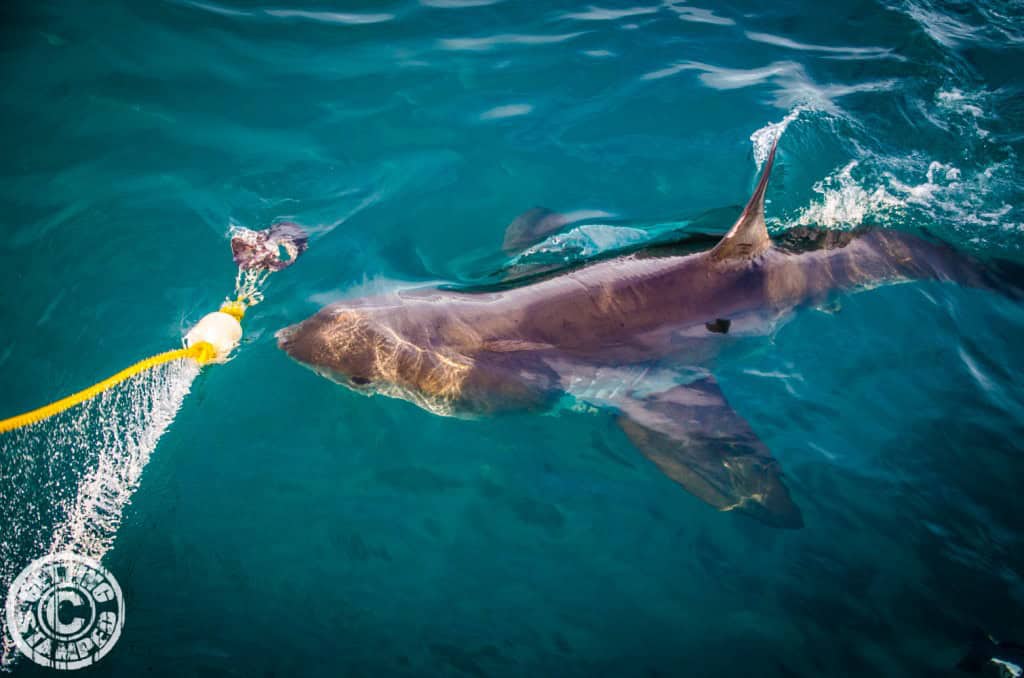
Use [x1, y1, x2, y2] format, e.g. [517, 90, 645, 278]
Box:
[796, 161, 904, 228]
[791, 151, 1020, 237]
[935, 88, 991, 138]
[750, 106, 805, 170]
[48, 361, 200, 558]
[886, 161, 961, 206]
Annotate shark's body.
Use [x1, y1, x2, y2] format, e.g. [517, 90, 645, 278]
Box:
[278, 140, 1002, 528]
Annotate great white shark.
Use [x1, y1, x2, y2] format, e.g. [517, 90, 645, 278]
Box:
[277, 138, 1014, 528]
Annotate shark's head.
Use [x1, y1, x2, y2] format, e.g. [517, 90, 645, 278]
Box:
[277, 308, 380, 391]
[276, 304, 472, 416]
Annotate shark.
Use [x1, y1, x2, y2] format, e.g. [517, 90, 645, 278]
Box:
[276, 137, 1014, 528]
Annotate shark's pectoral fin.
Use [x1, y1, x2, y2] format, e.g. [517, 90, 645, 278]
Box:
[615, 376, 803, 528]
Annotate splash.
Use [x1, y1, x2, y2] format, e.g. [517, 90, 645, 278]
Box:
[795, 161, 904, 228]
[934, 87, 991, 139]
[47, 360, 200, 557]
[775, 79, 1022, 245]
[792, 154, 1020, 239]
[750, 106, 806, 170]
[0, 359, 200, 669]
[234, 267, 271, 307]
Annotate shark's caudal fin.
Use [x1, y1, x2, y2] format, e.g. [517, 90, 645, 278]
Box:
[710, 136, 779, 262]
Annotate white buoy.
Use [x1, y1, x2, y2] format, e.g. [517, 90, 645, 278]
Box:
[183, 311, 242, 363]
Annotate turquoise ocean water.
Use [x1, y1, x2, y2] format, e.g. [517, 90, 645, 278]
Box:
[1, 0, 1024, 675]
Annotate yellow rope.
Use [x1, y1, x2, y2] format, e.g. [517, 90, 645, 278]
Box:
[0, 341, 217, 434]
[219, 299, 246, 322]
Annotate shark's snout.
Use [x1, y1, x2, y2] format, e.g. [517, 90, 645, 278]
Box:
[276, 310, 383, 393]
[276, 323, 317, 367]
[275, 324, 299, 352]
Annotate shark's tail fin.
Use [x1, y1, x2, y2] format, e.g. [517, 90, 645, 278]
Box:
[710, 135, 779, 262]
[956, 629, 997, 673]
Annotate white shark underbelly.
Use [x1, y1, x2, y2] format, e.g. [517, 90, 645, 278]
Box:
[549, 361, 705, 412]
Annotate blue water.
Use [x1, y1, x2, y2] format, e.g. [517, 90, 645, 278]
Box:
[2, 0, 1024, 675]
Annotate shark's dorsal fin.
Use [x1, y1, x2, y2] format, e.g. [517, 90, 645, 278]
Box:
[710, 137, 778, 263]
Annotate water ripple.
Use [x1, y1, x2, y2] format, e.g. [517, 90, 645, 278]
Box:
[664, 2, 734, 26]
[176, 1, 396, 25]
[264, 9, 395, 25]
[439, 32, 585, 51]
[480, 104, 533, 120]
[642, 59, 897, 111]
[419, 0, 504, 7]
[745, 31, 904, 61]
[562, 6, 660, 21]
[178, 0, 250, 18]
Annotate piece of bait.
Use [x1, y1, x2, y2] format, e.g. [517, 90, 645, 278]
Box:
[230, 222, 308, 271]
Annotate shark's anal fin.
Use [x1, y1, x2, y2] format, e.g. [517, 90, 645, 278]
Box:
[710, 136, 779, 263]
[616, 375, 803, 528]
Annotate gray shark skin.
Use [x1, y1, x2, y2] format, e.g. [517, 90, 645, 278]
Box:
[277, 138, 1009, 529]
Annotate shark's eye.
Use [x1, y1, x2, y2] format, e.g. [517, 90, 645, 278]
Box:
[351, 376, 370, 386]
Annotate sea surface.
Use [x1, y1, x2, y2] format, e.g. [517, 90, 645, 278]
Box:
[1, 1, 1024, 676]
